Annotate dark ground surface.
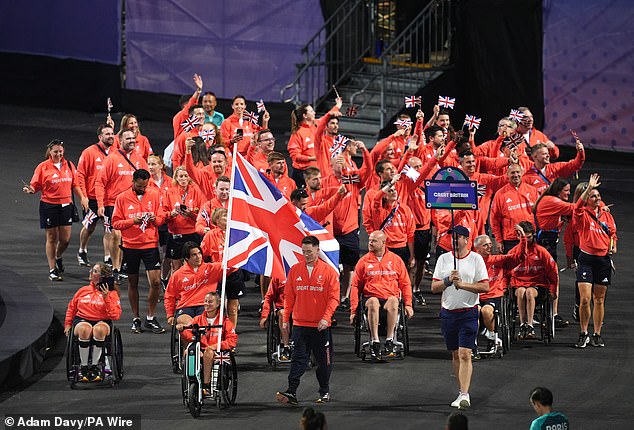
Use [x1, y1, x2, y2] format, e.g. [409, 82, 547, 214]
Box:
[0, 104, 633, 429]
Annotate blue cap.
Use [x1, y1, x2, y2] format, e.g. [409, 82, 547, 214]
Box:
[450, 225, 470, 238]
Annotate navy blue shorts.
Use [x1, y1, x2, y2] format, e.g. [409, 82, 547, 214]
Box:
[414, 229, 432, 260]
[335, 229, 360, 267]
[440, 307, 478, 351]
[39, 201, 74, 229]
[577, 251, 612, 286]
[176, 305, 205, 319]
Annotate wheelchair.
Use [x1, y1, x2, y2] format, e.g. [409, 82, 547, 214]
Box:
[354, 294, 409, 361]
[265, 308, 292, 370]
[477, 295, 510, 359]
[171, 322, 183, 374]
[506, 286, 554, 345]
[180, 324, 237, 418]
[65, 320, 123, 389]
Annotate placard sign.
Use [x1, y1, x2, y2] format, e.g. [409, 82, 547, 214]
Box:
[424, 167, 478, 210]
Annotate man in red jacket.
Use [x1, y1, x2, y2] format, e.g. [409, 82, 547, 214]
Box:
[112, 169, 165, 334]
[276, 236, 340, 406]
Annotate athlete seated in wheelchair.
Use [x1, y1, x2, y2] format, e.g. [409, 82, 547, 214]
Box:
[259, 277, 291, 364]
[350, 231, 414, 361]
[64, 263, 123, 385]
[508, 222, 557, 342]
[179, 291, 237, 398]
[474, 227, 527, 356]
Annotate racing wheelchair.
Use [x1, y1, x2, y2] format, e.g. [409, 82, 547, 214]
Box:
[353, 294, 410, 361]
[506, 286, 554, 345]
[180, 324, 237, 418]
[65, 320, 123, 388]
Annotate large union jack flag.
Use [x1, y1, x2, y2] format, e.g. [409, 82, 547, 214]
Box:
[225, 152, 340, 280]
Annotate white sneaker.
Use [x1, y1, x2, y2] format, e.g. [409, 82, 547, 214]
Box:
[450, 393, 462, 408]
[458, 393, 471, 409]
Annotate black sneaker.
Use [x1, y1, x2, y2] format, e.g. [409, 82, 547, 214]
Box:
[554, 314, 569, 329]
[79, 366, 90, 382]
[471, 348, 481, 360]
[384, 339, 396, 357]
[518, 323, 527, 340]
[572, 304, 579, 322]
[315, 393, 330, 403]
[49, 268, 63, 281]
[370, 341, 382, 361]
[89, 365, 102, 382]
[590, 333, 605, 347]
[413, 291, 427, 306]
[104, 257, 113, 267]
[114, 269, 121, 284]
[144, 317, 165, 334]
[486, 339, 496, 353]
[55, 258, 65, 274]
[525, 325, 536, 339]
[131, 318, 144, 334]
[279, 346, 291, 362]
[575, 332, 590, 348]
[276, 391, 298, 405]
[77, 251, 91, 267]
[339, 297, 350, 311]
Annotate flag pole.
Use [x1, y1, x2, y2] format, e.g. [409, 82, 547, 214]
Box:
[216, 143, 239, 352]
[450, 209, 457, 270]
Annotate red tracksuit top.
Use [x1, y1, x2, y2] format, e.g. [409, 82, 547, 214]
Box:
[510, 242, 558, 294]
[112, 187, 165, 249]
[370, 192, 416, 249]
[490, 182, 539, 242]
[200, 228, 225, 263]
[163, 261, 223, 319]
[95, 150, 148, 208]
[350, 249, 413, 314]
[112, 133, 153, 160]
[181, 312, 238, 351]
[30, 158, 77, 205]
[163, 183, 206, 235]
[65, 284, 122, 328]
[573, 198, 617, 256]
[283, 259, 340, 328]
[479, 237, 526, 300]
[76, 143, 110, 200]
[523, 150, 585, 194]
[261, 278, 286, 321]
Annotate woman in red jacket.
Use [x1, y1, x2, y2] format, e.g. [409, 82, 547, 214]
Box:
[64, 263, 122, 381]
[179, 291, 238, 395]
[147, 154, 172, 288]
[23, 139, 86, 281]
[113, 114, 153, 160]
[163, 166, 205, 271]
[573, 174, 617, 349]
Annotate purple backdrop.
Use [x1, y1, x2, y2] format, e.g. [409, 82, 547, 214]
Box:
[0, 0, 121, 64]
[543, 0, 634, 152]
[125, 0, 324, 101]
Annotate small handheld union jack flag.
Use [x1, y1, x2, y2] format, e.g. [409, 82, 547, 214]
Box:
[243, 111, 259, 125]
[464, 115, 481, 130]
[139, 213, 151, 233]
[438, 96, 455, 109]
[200, 128, 216, 143]
[509, 109, 524, 122]
[107, 98, 114, 113]
[82, 209, 97, 229]
[404, 96, 422, 108]
[180, 114, 200, 132]
[346, 105, 358, 117]
[214, 351, 232, 365]
[341, 174, 361, 184]
[394, 118, 413, 128]
[401, 164, 420, 182]
[330, 135, 349, 158]
[256, 99, 266, 113]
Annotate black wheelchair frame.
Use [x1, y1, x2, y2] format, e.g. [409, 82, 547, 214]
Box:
[506, 286, 554, 345]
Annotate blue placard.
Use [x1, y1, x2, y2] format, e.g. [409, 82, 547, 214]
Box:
[425, 180, 479, 210]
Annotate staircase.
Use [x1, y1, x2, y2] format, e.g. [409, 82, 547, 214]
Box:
[281, 0, 452, 144]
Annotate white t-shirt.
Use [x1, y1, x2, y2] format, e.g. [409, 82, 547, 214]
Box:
[433, 251, 488, 310]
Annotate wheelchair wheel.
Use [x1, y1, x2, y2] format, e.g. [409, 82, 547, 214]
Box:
[170, 323, 181, 374]
[181, 374, 188, 408]
[541, 294, 554, 345]
[500, 295, 511, 353]
[219, 353, 238, 407]
[188, 382, 202, 418]
[266, 310, 277, 366]
[354, 300, 363, 357]
[399, 301, 410, 356]
[111, 327, 124, 382]
[65, 334, 79, 388]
